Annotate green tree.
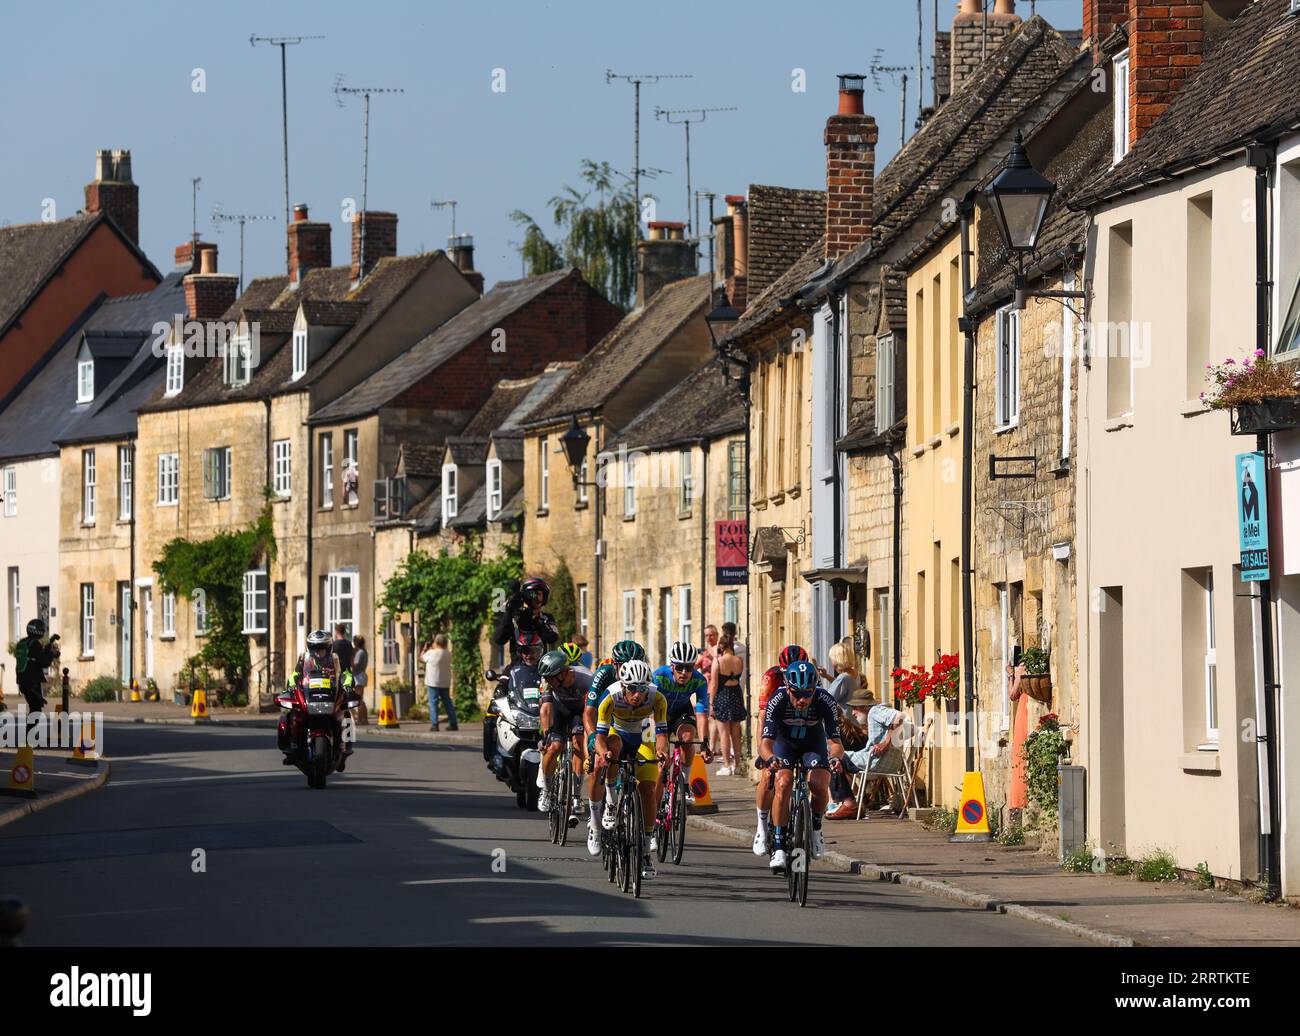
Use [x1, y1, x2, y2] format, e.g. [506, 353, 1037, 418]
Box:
[548, 558, 577, 642]
[377, 537, 523, 718]
[510, 159, 637, 309]
[153, 499, 276, 689]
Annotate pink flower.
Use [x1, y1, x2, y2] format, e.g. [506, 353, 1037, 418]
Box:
[1226, 359, 1235, 365]
[1256, 349, 1266, 357]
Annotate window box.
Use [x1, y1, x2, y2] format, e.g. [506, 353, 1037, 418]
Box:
[1230, 396, 1300, 436]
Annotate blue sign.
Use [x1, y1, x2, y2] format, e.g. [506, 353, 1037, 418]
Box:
[1236, 451, 1270, 582]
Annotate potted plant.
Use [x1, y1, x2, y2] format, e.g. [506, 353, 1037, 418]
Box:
[890, 664, 930, 708]
[1019, 646, 1053, 704]
[1203, 350, 1300, 435]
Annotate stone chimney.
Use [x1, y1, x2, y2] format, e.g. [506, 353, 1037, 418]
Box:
[175, 240, 218, 274]
[183, 247, 238, 321]
[950, 0, 1021, 96]
[636, 221, 696, 309]
[448, 233, 484, 295]
[287, 204, 333, 288]
[1084, 0, 1128, 61]
[725, 196, 748, 312]
[84, 149, 139, 245]
[1127, 0, 1203, 143]
[824, 75, 878, 263]
[351, 211, 398, 282]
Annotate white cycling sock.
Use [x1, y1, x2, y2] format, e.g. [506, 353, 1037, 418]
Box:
[757, 809, 770, 829]
[589, 801, 600, 824]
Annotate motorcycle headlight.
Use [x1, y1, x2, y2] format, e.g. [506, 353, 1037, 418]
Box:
[514, 713, 540, 731]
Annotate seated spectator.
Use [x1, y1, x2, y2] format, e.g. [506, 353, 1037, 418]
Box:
[816, 639, 860, 709]
[827, 691, 907, 819]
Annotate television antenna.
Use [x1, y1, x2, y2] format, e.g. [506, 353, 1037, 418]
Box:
[654, 107, 737, 237]
[431, 199, 458, 239]
[334, 75, 405, 278]
[605, 70, 692, 238]
[870, 51, 911, 150]
[695, 190, 717, 284]
[190, 177, 202, 246]
[250, 33, 325, 274]
[211, 204, 276, 293]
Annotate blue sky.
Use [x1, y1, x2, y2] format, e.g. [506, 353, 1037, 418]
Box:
[1, 0, 1080, 292]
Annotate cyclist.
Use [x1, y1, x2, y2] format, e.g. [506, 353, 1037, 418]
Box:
[492, 577, 559, 665]
[650, 641, 711, 821]
[753, 644, 812, 854]
[582, 640, 647, 855]
[536, 649, 592, 813]
[758, 659, 842, 872]
[558, 641, 591, 675]
[593, 658, 669, 880]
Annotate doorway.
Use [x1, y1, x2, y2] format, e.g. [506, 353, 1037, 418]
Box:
[294, 597, 306, 662]
[140, 586, 154, 682]
[118, 582, 132, 687]
[1098, 586, 1126, 854]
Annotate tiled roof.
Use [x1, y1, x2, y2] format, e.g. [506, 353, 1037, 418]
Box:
[724, 238, 827, 344]
[309, 268, 580, 423]
[446, 438, 488, 466]
[491, 486, 525, 524]
[398, 443, 442, 478]
[221, 276, 288, 321]
[527, 275, 711, 424]
[1075, 0, 1300, 206]
[605, 362, 745, 453]
[269, 266, 354, 308]
[301, 299, 366, 326]
[497, 364, 575, 435]
[0, 273, 187, 460]
[449, 483, 488, 528]
[746, 185, 825, 300]
[458, 377, 543, 440]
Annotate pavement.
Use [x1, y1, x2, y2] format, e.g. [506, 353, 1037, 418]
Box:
[688, 768, 1300, 947]
[0, 722, 1084, 946]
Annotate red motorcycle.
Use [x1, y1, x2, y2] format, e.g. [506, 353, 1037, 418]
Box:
[277, 668, 359, 789]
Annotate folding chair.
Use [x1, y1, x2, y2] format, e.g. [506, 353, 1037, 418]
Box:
[895, 716, 933, 817]
[850, 715, 933, 819]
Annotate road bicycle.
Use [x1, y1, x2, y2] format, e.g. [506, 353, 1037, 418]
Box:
[600, 748, 662, 899]
[654, 736, 706, 866]
[756, 756, 814, 907]
[546, 727, 583, 847]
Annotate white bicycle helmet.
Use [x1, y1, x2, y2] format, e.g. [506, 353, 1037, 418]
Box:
[668, 641, 699, 666]
[617, 658, 653, 688]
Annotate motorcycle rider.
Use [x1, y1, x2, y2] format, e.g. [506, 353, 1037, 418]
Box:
[492, 577, 559, 665]
[536, 649, 593, 813]
[13, 619, 58, 713]
[281, 629, 357, 765]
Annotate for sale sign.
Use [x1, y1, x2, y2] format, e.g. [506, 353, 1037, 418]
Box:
[1237, 451, 1270, 581]
[715, 520, 748, 585]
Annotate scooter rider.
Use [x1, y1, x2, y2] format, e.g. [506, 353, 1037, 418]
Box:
[281, 629, 357, 765]
[492, 577, 559, 665]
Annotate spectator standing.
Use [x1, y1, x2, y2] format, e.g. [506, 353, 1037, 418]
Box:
[351, 635, 370, 725]
[711, 630, 747, 776]
[699, 624, 720, 755]
[818, 640, 860, 709]
[421, 634, 457, 732]
[331, 625, 354, 675]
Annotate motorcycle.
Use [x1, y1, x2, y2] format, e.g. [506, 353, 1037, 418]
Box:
[277, 673, 360, 789]
[483, 665, 543, 810]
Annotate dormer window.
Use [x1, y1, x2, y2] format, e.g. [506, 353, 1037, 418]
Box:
[224, 333, 251, 387]
[77, 359, 94, 403]
[441, 463, 458, 524]
[292, 328, 308, 381]
[486, 459, 502, 520]
[165, 345, 184, 396]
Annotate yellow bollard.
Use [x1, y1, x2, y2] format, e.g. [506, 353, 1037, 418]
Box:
[1, 746, 36, 799]
[377, 690, 399, 729]
[191, 687, 211, 723]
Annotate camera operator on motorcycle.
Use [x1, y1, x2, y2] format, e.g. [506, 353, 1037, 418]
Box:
[281, 629, 357, 765]
[13, 618, 59, 714]
[536, 649, 592, 812]
[492, 577, 559, 666]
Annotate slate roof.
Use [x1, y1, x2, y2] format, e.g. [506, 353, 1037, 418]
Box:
[605, 362, 745, 453]
[398, 443, 443, 478]
[0, 272, 187, 461]
[309, 267, 579, 423]
[1074, 0, 1300, 206]
[222, 276, 288, 321]
[725, 237, 828, 344]
[491, 486, 525, 524]
[446, 438, 489, 466]
[0, 212, 161, 341]
[448, 483, 489, 528]
[526, 275, 711, 425]
[746, 185, 825, 300]
[301, 299, 366, 327]
[497, 364, 576, 436]
[456, 378, 540, 441]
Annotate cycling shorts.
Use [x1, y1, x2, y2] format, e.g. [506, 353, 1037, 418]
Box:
[544, 701, 584, 746]
[667, 702, 698, 731]
[603, 729, 660, 784]
[771, 730, 831, 771]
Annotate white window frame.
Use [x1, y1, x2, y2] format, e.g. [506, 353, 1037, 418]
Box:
[2, 466, 15, 517]
[242, 570, 269, 634]
[579, 584, 589, 638]
[539, 437, 549, 511]
[877, 589, 892, 708]
[441, 463, 458, 524]
[995, 305, 1021, 430]
[1203, 569, 1219, 747]
[164, 345, 184, 396]
[204, 446, 232, 501]
[577, 458, 589, 505]
[1112, 54, 1131, 165]
[9, 568, 20, 642]
[343, 429, 359, 506]
[723, 590, 739, 627]
[325, 571, 357, 639]
[81, 583, 95, 657]
[161, 591, 176, 638]
[157, 453, 179, 506]
[82, 450, 96, 524]
[77, 359, 94, 404]
[291, 328, 308, 381]
[624, 455, 637, 516]
[118, 446, 132, 520]
[875, 333, 896, 434]
[194, 594, 208, 636]
[320, 434, 333, 509]
[678, 585, 692, 644]
[273, 439, 292, 498]
[225, 333, 251, 387]
[679, 448, 694, 514]
[622, 591, 636, 641]
[486, 459, 502, 520]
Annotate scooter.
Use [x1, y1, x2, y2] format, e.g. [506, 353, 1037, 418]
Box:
[483, 664, 543, 810]
[277, 675, 360, 789]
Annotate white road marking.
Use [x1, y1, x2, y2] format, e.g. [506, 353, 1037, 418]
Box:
[402, 877, 554, 886]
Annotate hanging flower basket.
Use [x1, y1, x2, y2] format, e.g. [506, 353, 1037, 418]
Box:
[1021, 674, 1054, 704]
[1230, 396, 1300, 436]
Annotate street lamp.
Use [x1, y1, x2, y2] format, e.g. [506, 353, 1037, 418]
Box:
[559, 415, 591, 475]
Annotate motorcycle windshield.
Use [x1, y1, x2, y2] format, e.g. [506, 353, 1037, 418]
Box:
[507, 666, 542, 714]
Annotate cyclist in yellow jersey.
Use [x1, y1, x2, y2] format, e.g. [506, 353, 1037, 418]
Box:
[593, 659, 669, 880]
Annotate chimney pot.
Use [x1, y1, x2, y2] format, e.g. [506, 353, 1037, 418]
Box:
[836, 73, 867, 115]
[199, 247, 217, 275]
[85, 148, 140, 244]
[287, 205, 332, 287]
[293, 203, 309, 222]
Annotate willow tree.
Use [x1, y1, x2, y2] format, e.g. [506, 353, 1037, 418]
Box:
[510, 159, 637, 309]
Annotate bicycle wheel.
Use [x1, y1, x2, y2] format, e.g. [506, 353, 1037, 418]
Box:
[547, 765, 561, 844]
[796, 793, 812, 908]
[558, 751, 573, 847]
[630, 779, 644, 899]
[671, 772, 688, 866]
[786, 787, 802, 902]
[619, 781, 635, 894]
[604, 805, 617, 884]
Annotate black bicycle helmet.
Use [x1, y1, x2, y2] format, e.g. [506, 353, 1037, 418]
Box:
[538, 649, 570, 680]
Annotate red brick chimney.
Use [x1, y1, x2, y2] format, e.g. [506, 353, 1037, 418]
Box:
[725, 195, 748, 312]
[84, 149, 139, 245]
[824, 75, 878, 263]
[287, 204, 333, 288]
[950, 0, 1021, 96]
[1127, 0, 1203, 143]
[175, 240, 217, 274]
[448, 234, 484, 295]
[183, 247, 239, 320]
[1084, 0, 1128, 60]
[351, 211, 398, 282]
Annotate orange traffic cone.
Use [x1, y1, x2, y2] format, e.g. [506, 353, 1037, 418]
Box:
[687, 753, 717, 814]
[191, 688, 211, 722]
[1, 746, 36, 799]
[377, 690, 399, 729]
[71, 715, 100, 767]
